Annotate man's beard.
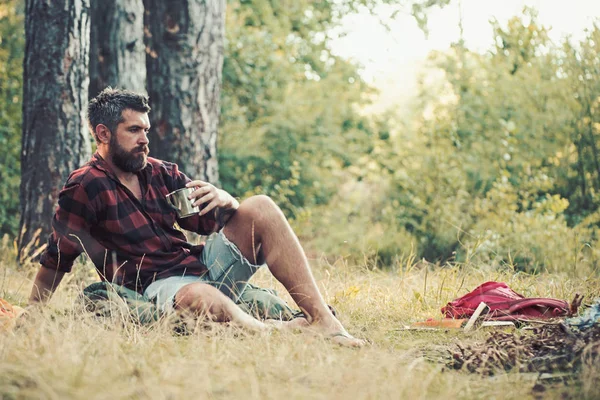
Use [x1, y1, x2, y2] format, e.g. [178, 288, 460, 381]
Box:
[109, 136, 149, 173]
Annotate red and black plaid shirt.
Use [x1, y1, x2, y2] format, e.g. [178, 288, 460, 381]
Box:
[40, 152, 218, 293]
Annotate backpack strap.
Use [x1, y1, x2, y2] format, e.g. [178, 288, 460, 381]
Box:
[507, 298, 570, 316]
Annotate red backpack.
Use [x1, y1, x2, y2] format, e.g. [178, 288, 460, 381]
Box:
[441, 281, 576, 321]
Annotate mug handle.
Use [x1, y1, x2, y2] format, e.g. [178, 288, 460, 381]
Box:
[165, 193, 181, 212]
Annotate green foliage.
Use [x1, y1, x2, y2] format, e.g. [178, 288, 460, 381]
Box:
[0, 1, 23, 236]
[220, 0, 379, 217]
[219, 1, 453, 219]
[411, 0, 451, 36]
[464, 177, 585, 273]
[558, 25, 600, 222]
[333, 7, 600, 272]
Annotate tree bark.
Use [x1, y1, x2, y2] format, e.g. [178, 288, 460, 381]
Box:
[89, 0, 146, 98]
[19, 0, 92, 262]
[143, 0, 225, 182]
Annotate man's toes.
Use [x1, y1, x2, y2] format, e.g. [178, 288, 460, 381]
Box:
[329, 332, 367, 348]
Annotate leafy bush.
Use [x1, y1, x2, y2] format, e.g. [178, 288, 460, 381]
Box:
[0, 1, 24, 236]
[461, 178, 590, 274]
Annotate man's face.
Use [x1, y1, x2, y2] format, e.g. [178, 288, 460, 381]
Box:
[109, 109, 151, 173]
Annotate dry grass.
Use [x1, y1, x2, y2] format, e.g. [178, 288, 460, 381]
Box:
[1, 237, 600, 399]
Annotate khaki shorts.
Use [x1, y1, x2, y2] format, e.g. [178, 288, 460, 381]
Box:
[144, 231, 261, 313]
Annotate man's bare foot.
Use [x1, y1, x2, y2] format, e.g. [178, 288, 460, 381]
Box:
[264, 317, 366, 347]
[327, 331, 366, 347]
[309, 320, 366, 348]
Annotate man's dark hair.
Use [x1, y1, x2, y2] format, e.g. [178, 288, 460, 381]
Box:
[87, 87, 151, 140]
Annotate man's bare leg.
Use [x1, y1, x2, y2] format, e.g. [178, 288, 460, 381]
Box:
[175, 282, 269, 332]
[223, 195, 365, 347]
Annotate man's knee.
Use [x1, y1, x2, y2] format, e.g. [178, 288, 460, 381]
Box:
[174, 282, 219, 313]
[239, 195, 283, 221]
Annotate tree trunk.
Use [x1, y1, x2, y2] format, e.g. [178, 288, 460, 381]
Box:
[89, 0, 146, 98]
[19, 0, 92, 262]
[143, 0, 225, 182]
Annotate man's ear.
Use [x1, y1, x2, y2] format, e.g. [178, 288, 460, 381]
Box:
[95, 124, 111, 144]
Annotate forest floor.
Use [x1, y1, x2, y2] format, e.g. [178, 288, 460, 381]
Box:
[1, 237, 599, 400]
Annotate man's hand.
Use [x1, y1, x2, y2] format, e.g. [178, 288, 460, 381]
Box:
[28, 266, 65, 305]
[185, 180, 239, 216]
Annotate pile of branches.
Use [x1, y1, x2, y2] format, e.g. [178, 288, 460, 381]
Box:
[449, 323, 600, 376]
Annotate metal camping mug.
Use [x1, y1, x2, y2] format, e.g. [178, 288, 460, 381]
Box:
[166, 187, 200, 218]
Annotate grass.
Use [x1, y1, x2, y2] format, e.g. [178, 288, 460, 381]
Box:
[1, 236, 600, 400]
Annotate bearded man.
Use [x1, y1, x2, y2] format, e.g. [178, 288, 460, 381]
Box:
[29, 88, 364, 347]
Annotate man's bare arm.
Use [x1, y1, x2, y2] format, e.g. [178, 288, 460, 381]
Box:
[29, 266, 65, 305]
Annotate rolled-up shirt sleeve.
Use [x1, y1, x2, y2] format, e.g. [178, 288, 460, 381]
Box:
[39, 181, 96, 273]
